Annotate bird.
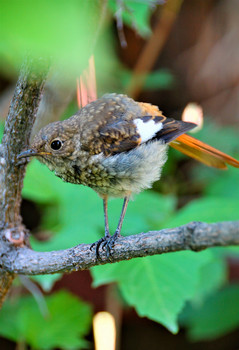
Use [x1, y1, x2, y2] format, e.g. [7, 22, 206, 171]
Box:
[17, 93, 239, 258]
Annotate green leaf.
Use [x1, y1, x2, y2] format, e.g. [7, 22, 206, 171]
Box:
[182, 285, 239, 340]
[192, 255, 227, 302]
[22, 160, 63, 203]
[0, 291, 92, 349]
[164, 197, 239, 228]
[204, 167, 239, 199]
[92, 250, 213, 333]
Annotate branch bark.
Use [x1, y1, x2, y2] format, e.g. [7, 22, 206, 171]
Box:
[1, 221, 239, 275]
[0, 57, 48, 305]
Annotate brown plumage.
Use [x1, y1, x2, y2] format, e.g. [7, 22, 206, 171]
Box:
[17, 93, 239, 258]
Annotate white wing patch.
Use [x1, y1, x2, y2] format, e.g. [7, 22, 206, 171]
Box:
[134, 118, 163, 143]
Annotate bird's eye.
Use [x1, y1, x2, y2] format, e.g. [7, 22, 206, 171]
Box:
[50, 139, 62, 150]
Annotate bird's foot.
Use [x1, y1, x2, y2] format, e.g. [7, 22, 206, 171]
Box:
[102, 232, 121, 258]
[90, 237, 107, 260]
[90, 231, 121, 260]
[90, 231, 111, 260]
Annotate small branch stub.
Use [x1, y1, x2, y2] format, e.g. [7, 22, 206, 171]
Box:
[4, 227, 27, 247]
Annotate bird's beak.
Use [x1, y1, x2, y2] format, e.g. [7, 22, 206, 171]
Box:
[17, 149, 51, 159]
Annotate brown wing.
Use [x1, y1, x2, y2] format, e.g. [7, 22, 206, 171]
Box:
[79, 96, 195, 156]
[98, 120, 141, 155]
[98, 115, 195, 156]
[98, 105, 168, 156]
[78, 95, 163, 155]
[78, 94, 144, 155]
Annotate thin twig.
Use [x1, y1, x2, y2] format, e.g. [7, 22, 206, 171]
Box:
[19, 276, 49, 317]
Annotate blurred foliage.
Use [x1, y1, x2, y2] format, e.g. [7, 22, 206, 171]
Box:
[120, 68, 175, 90]
[180, 285, 239, 341]
[1, 0, 239, 348]
[108, 0, 163, 37]
[0, 291, 92, 349]
[0, 0, 115, 85]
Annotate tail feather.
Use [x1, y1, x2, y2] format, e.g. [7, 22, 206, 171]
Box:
[170, 134, 239, 169]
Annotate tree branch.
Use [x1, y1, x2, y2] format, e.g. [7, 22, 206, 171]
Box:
[1, 221, 239, 275]
[0, 57, 48, 304]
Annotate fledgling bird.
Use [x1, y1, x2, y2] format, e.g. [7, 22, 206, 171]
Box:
[18, 93, 239, 257]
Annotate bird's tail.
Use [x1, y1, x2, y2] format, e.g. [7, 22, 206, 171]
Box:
[170, 134, 239, 169]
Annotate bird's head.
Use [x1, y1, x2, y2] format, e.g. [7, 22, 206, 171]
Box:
[17, 120, 78, 168]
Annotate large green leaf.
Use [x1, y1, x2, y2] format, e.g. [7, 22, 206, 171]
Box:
[92, 250, 214, 333]
[182, 285, 239, 340]
[0, 291, 92, 349]
[192, 255, 227, 302]
[91, 192, 231, 333]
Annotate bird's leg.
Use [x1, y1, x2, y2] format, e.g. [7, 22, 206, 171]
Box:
[103, 195, 130, 257]
[91, 195, 130, 260]
[91, 196, 111, 259]
[103, 196, 110, 238]
[114, 195, 130, 238]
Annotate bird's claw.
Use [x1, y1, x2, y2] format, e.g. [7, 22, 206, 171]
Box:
[90, 237, 106, 260]
[90, 233, 120, 260]
[101, 236, 116, 255]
